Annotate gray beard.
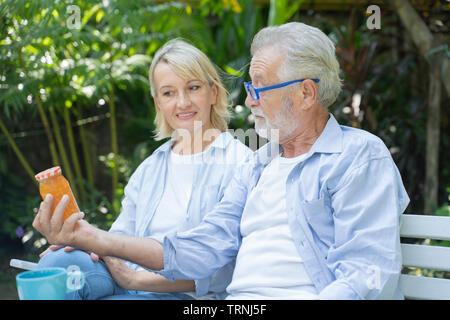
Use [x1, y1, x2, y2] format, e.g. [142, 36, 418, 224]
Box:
[254, 97, 300, 141]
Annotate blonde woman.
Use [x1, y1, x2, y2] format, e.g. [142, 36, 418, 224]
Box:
[37, 39, 252, 300]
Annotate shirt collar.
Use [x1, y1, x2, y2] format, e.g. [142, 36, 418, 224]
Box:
[308, 113, 343, 155]
[153, 131, 234, 155]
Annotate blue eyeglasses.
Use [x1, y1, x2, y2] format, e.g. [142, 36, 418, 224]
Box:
[244, 78, 320, 100]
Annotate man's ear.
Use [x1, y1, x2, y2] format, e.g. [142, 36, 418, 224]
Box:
[299, 79, 318, 110]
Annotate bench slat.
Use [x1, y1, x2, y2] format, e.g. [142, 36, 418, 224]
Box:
[401, 274, 450, 300]
[400, 214, 450, 240]
[401, 243, 450, 271]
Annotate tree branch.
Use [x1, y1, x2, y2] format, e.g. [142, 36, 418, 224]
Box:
[391, 0, 449, 97]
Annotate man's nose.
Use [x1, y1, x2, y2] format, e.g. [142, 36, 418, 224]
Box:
[245, 92, 259, 109]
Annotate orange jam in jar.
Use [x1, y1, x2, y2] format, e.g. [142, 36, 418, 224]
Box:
[35, 166, 80, 221]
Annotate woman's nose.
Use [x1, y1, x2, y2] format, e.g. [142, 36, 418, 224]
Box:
[176, 92, 192, 109]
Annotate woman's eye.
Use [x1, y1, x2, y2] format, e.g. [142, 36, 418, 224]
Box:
[162, 91, 173, 97]
[190, 85, 200, 91]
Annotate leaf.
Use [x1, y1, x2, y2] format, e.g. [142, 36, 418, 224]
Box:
[95, 9, 104, 23]
[81, 3, 102, 26]
[24, 44, 39, 55]
[125, 54, 151, 68]
[285, 0, 304, 22]
[223, 65, 242, 77]
[42, 36, 52, 46]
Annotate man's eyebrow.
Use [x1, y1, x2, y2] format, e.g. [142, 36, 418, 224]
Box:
[251, 74, 266, 85]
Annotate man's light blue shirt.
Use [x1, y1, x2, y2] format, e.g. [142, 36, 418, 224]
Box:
[109, 131, 252, 298]
[157, 114, 410, 299]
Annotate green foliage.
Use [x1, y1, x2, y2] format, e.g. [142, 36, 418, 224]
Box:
[435, 203, 450, 217]
[0, 155, 40, 241]
[267, 0, 304, 26]
[0, 1, 448, 260]
[0, 172, 40, 240]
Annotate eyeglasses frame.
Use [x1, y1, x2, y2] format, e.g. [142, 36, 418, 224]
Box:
[244, 78, 320, 100]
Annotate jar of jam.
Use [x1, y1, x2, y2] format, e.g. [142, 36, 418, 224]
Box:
[35, 166, 80, 221]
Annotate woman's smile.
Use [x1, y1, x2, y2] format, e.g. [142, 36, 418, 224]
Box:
[176, 111, 197, 120]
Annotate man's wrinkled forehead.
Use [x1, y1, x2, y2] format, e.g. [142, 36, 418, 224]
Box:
[249, 47, 284, 82]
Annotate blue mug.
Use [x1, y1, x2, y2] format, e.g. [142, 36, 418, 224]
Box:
[16, 267, 85, 300]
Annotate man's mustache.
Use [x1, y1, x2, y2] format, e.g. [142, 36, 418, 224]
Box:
[251, 110, 265, 118]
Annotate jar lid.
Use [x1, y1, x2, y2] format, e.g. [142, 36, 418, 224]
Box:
[35, 166, 62, 181]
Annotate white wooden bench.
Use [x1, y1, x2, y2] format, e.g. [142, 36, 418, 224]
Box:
[400, 213, 450, 300]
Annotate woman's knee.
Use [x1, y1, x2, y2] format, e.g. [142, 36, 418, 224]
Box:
[38, 249, 97, 271]
[37, 249, 123, 300]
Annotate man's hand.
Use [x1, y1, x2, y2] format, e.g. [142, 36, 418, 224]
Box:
[32, 194, 94, 251]
[33, 193, 164, 271]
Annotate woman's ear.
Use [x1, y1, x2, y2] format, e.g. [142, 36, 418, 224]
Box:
[211, 83, 218, 106]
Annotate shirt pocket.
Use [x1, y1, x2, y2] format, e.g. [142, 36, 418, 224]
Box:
[300, 196, 334, 248]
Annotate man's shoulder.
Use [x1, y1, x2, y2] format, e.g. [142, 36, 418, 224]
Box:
[339, 125, 391, 160]
[319, 124, 399, 192]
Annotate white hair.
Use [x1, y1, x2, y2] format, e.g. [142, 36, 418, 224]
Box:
[250, 22, 342, 108]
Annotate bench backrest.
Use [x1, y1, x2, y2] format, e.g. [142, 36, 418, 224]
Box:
[400, 214, 450, 300]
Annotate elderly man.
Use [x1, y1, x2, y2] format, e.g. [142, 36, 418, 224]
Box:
[33, 22, 409, 299]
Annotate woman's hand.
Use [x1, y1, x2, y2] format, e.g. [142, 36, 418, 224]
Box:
[102, 256, 138, 290]
[103, 256, 195, 293]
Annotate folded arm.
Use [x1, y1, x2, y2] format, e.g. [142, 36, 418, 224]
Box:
[102, 256, 195, 292]
[319, 157, 409, 299]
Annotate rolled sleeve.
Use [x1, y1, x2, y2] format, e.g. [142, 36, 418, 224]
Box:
[154, 233, 177, 281]
[155, 236, 223, 297]
[318, 280, 360, 300]
[194, 278, 210, 297]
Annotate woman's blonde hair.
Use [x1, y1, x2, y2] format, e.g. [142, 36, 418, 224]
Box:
[149, 39, 231, 140]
